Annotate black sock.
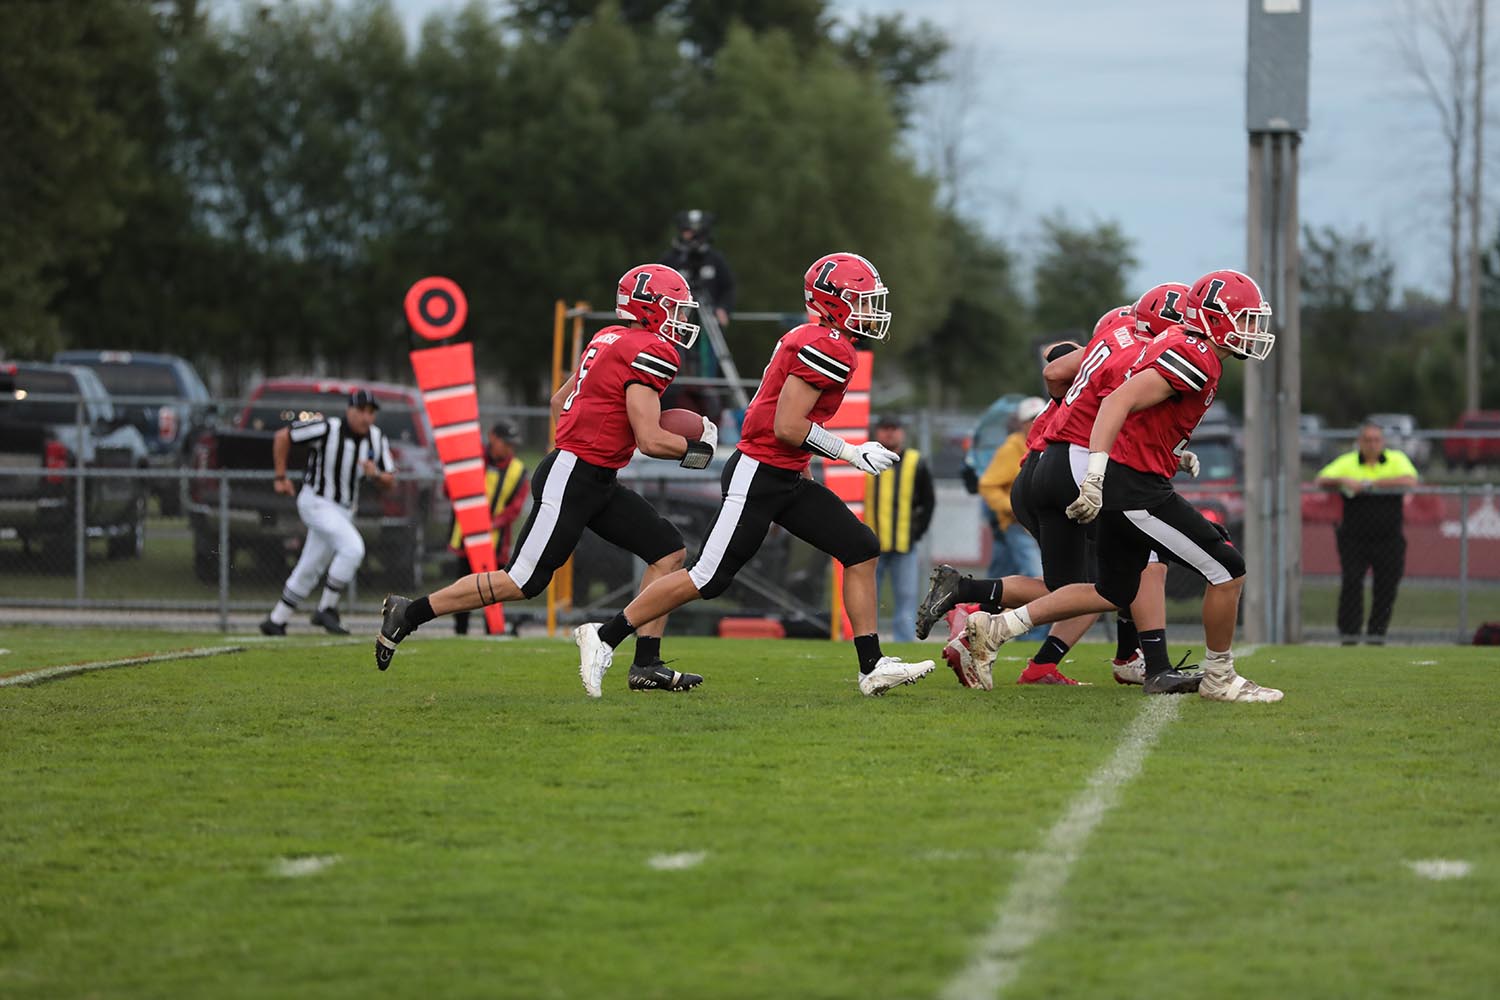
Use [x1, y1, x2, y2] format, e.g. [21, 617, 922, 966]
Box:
[633, 635, 661, 666]
[405, 596, 436, 628]
[854, 633, 883, 674]
[955, 577, 1003, 607]
[598, 612, 636, 649]
[1033, 635, 1070, 666]
[1140, 629, 1170, 675]
[1115, 614, 1139, 661]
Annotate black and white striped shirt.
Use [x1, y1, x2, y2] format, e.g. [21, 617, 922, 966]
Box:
[290, 416, 394, 509]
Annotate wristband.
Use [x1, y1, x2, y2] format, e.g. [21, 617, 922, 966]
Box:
[1085, 452, 1109, 477]
[803, 422, 851, 461]
[680, 440, 713, 470]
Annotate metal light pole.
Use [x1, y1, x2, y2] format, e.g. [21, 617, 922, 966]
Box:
[1467, 0, 1486, 414]
[1244, 0, 1310, 644]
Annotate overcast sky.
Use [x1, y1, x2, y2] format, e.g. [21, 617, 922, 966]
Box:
[387, 0, 1497, 301]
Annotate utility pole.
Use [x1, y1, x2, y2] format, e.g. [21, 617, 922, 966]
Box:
[1244, 0, 1310, 645]
[1468, 0, 1486, 413]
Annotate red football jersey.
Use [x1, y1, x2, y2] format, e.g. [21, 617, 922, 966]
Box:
[1024, 399, 1059, 454]
[738, 323, 859, 472]
[555, 325, 680, 469]
[1110, 327, 1224, 478]
[1045, 324, 1147, 449]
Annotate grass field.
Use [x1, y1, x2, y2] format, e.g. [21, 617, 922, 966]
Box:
[1, 629, 1497, 999]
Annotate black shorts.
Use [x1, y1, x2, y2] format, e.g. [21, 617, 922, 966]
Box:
[505, 449, 683, 599]
[1029, 441, 1094, 591]
[1010, 450, 1042, 540]
[687, 450, 880, 599]
[1095, 492, 1246, 609]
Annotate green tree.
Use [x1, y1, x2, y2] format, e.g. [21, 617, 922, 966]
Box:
[1031, 213, 1139, 335]
[0, 0, 153, 358]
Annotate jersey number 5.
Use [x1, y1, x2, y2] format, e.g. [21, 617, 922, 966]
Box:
[561, 347, 599, 412]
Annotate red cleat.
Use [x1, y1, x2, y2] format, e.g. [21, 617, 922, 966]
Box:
[1016, 660, 1081, 685]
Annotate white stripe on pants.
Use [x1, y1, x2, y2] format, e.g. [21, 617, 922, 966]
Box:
[1123, 508, 1231, 584]
[688, 453, 760, 592]
[506, 449, 577, 592]
[285, 489, 366, 600]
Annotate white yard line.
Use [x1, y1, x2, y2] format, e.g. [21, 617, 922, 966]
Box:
[940, 696, 1183, 1000]
[0, 645, 245, 688]
[647, 851, 707, 871]
[1406, 859, 1472, 880]
[270, 854, 342, 878]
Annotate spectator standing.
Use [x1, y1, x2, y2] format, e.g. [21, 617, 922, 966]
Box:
[979, 396, 1046, 581]
[1316, 421, 1419, 645]
[863, 415, 935, 641]
[659, 210, 737, 424]
[448, 421, 529, 635]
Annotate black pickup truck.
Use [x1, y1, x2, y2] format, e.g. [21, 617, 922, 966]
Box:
[0, 362, 151, 562]
[187, 378, 447, 586]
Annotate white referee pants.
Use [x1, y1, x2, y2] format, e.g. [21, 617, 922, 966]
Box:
[283, 490, 366, 603]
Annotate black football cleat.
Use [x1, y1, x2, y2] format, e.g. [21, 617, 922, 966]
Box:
[1142, 668, 1203, 695]
[627, 659, 703, 692]
[258, 618, 286, 637]
[309, 607, 350, 635]
[374, 594, 413, 671]
[915, 564, 963, 640]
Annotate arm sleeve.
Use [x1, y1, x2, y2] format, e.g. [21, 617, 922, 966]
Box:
[1147, 341, 1213, 395]
[912, 458, 935, 541]
[493, 478, 528, 529]
[625, 343, 680, 394]
[790, 335, 855, 390]
[288, 418, 329, 444]
[378, 434, 394, 473]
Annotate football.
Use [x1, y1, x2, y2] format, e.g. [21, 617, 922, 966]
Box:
[659, 407, 705, 439]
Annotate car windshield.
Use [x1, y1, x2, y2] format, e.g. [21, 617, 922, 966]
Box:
[243, 391, 421, 443]
[75, 363, 180, 397]
[1176, 439, 1236, 481]
[0, 370, 83, 425]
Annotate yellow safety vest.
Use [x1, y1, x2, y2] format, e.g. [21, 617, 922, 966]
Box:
[449, 457, 527, 551]
[864, 448, 922, 554]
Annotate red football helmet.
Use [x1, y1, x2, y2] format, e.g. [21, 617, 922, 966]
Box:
[804, 252, 890, 340]
[1091, 305, 1135, 341]
[1184, 269, 1274, 360]
[615, 264, 700, 348]
[1133, 282, 1191, 339]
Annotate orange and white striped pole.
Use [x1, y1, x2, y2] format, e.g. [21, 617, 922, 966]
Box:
[822, 350, 873, 640]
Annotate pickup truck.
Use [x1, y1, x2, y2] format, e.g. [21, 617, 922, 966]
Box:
[54, 350, 214, 515]
[0, 361, 150, 562]
[186, 378, 447, 586]
[1443, 410, 1500, 469]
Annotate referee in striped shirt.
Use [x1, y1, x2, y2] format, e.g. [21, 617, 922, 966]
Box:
[260, 389, 395, 636]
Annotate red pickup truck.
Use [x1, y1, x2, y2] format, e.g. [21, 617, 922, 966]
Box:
[1443, 411, 1500, 469]
[187, 378, 446, 586]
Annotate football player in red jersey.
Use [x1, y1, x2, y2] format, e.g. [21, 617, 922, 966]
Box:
[964, 269, 1284, 703]
[374, 264, 718, 692]
[575, 252, 936, 697]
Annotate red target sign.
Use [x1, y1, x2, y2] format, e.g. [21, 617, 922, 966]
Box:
[404, 276, 468, 342]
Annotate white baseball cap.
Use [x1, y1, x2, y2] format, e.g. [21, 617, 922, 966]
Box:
[1016, 396, 1047, 423]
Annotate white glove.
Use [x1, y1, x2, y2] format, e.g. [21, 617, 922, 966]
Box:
[699, 415, 719, 446]
[1180, 449, 1200, 478]
[1065, 452, 1108, 524]
[841, 439, 898, 475]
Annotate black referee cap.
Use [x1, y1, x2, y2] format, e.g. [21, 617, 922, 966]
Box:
[349, 389, 380, 411]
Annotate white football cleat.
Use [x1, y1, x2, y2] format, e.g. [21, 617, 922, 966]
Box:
[859, 656, 936, 696]
[943, 636, 991, 690]
[574, 623, 613, 698]
[963, 610, 1022, 679]
[1199, 660, 1283, 703]
[1112, 650, 1145, 686]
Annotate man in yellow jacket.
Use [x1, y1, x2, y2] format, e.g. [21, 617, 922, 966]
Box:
[979, 397, 1046, 582]
[1316, 421, 1419, 645]
[864, 414, 935, 641]
[449, 421, 529, 635]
